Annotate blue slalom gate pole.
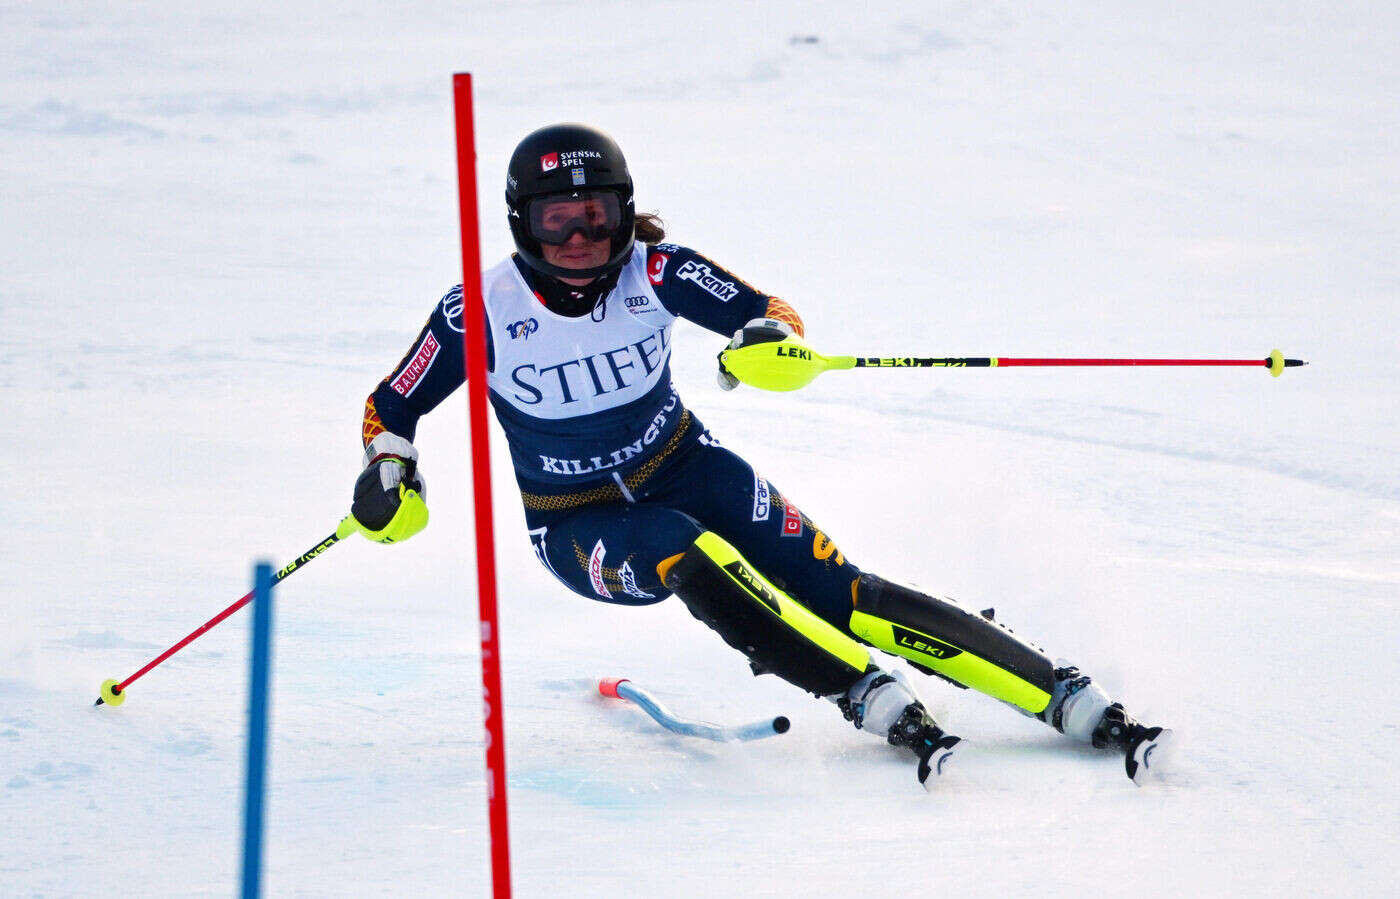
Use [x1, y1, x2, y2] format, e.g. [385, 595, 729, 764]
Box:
[241, 562, 275, 899]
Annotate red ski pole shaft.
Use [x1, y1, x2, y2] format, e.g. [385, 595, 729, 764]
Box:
[95, 517, 354, 706]
[995, 357, 1273, 367]
[851, 351, 1306, 374]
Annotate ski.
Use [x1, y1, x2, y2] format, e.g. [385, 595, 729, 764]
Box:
[1093, 702, 1175, 786]
[1125, 727, 1175, 786]
[915, 733, 962, 788]
[597, 677, 790, 742]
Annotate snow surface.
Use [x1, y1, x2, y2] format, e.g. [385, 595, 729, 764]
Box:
[2, 1, 1397, 895]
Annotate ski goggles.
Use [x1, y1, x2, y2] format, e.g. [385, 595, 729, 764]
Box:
[526, 191, 623, 245]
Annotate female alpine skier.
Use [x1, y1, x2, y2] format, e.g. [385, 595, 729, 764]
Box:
[349, 123, 1169, 787]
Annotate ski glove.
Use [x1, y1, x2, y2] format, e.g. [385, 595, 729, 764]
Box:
[717, 318, 795, 391]
[351, 433, 429, 543]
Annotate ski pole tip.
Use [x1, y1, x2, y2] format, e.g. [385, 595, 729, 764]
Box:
[598, 677, 629, 699]
[97, 678, 126, 708]
[772, 716, 790, 734]
[1266, 349, 1307, 377]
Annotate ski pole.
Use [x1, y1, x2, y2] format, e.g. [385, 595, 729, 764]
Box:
[94, 516, 358, 707]
[598, 677, 789, 742]
[719, 341, 1308, 392]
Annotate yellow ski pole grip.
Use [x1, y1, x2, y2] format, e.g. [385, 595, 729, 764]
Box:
[719, 337, 850, 392]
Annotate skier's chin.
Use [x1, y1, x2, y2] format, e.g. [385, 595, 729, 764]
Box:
[549, 254, 608, 284]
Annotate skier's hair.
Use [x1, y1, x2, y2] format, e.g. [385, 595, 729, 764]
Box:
[635, 212, 665, 244]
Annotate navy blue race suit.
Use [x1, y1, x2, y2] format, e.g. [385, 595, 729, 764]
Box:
[363, 244, 862, 626]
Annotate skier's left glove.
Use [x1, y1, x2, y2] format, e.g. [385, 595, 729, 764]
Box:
[351, 433, 429, 544]
[717, 318, 795, 390]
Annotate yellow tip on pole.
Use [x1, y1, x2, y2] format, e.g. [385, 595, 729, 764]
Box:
[1267, 348, 1286, 377]
[99, 678, 126, 707]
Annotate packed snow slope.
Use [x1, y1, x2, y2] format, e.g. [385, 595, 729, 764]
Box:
[2, 1, 1397, 895]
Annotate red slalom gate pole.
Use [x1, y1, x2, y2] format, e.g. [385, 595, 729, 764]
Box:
[453, 73, 512, 898]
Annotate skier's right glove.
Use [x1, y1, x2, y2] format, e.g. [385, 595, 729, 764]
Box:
[717, 318, 795, 390]
[351, 433, 429, 544]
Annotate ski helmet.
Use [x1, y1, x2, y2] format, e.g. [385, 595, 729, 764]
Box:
[505, 123, 635, 281]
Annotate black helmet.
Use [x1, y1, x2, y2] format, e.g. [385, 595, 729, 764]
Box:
[505, 123, 636, 281]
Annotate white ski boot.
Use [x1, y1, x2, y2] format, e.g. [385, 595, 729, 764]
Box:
[840, 669, 961, 789]
[1042, 666, 1173, 785]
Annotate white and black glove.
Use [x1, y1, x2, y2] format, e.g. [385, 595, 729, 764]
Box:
[351, 433, 428, 543]
[717, 317, 795, 391]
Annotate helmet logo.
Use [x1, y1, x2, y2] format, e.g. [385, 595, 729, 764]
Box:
[559, 149, 603, 165]
[541, 149, 603, 173]
[571, 167, 586, 186]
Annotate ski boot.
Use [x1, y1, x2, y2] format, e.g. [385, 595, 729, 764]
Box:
[1041, 665, 1173, 785]
[839, 669, 961, 789]
[1092, 702, 1174, 786]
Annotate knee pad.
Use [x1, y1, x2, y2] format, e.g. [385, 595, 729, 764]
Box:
[661, 532, 872, 697]
[849, 574, 1055, 715]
